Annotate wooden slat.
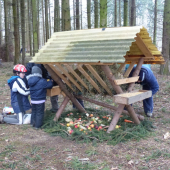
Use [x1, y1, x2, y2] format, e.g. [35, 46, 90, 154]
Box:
[77, 65, 101, 93]
[135, 33, 154, 58]
[85, 64, 113, 96]
[114, 77, 139, 85]
[117, 63, 126, 72]
[47, 64, 74, 91]
[123, 61, 136, 78]
[64, 64, 89, 90]
[114, 90, 152, 105]
[55, 64, 82, 91]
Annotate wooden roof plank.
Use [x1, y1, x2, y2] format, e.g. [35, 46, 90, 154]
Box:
[55, 64, 82, 91]
[135, 33, 155, 58]
[77, 65, 101, 93]
[85, 64, 113, 96]
[47, 64, 74, 91]
[64, 64, 89, 90]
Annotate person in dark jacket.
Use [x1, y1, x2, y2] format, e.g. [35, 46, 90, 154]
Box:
[25, 63, 59, 113]
[129, 65, 159, 117]
[0, 64, 31, 124]
[27, 66, 53, 128]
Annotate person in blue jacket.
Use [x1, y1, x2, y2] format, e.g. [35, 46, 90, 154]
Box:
[27, 66, 53, 128]
[129, 65, 159, 117]
[0, 64, 31, 124]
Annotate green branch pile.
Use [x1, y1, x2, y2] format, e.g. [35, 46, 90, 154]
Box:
[42, 108, 155, 145]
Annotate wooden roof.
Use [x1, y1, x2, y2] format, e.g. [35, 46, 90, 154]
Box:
[30, 26, 164, 65]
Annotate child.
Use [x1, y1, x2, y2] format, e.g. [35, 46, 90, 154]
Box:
[1, 64, 31, 124]
[27, 66, 53, 128]
[129, 65, 159, 117]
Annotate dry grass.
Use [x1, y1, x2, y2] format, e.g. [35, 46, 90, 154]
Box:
[0, 62, 170, 170]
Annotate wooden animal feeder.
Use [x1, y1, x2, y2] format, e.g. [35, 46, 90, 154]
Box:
[30, 26, 164, 132]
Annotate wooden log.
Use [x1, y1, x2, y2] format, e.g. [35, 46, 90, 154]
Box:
[127, 58, 144, 92]
[54, 96, 70, 121]
[75, 95, 144, 121]
[101, 65, 140, 129]
[107, 104, 125, 133]
[45, 64, 86, 113]
[123, 61, 136, 78]
[117, 63, 126, 72]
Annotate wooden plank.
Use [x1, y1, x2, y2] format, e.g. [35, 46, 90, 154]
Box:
[46, 86, 61, 96]
[114, 90, 152, 105]
[77, 65, 101, 93]
[55, 64, 82, 91]
[48, 64, 74, 91]
[117, 63, 126, 72]
[32, 62, 115, 65]
[123, 61, 136, 78]
[114, 76, 139, 85]
[64, 64, 89, 90]
[85, 64, 113, 96]
[135, 33, 154, 58]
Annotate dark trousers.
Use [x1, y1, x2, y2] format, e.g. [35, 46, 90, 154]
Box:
[31, 103, 45, 128]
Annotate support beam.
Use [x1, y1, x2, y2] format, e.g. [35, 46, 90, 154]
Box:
[101, 65, 140, 131]
[54, 96, 70, 121]
[123, 61, 136, 78]
[75, 95, 144, 121]
[127, 58, 144, 92]
[45, 64, 86, 113]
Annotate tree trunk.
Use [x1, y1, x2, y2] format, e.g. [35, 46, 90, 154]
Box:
[153, 0, 157, 45]
[0, 2, 2, 45]
[13, 0, 20, 64]
[42, 0, 45, 44]
[48, 0, 51, 37]
[37, 0, 40, 49]
[76, 0, 80, 30]
[27, 0, 33, 56]
[45, 0, 49, 41]
[160, 0, 170, 75]
[32, 0, 38, 55]
[119, 0, 121, 26]
[124, 0, 128, 26]
[114, 0, 117, 27]
[87, 0, 91, 29]
[100, 0, 107, 27]
[130, 0, 136, 26]
[20, 0, 26, 64]
[54, 0, 60, 32]
[4, 0, 9, 61]
[73, 0, 75, 30]
[94, 0, 98, 28]
[62, 0, 71, 31]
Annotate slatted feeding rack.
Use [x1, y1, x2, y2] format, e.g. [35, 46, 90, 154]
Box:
[30, 26, 164, 132]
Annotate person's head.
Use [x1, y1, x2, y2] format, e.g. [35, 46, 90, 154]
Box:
[13, 64, 27, 79]
[32, 66, 42, 76]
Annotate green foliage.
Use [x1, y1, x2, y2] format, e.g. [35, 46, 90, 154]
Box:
[42, 108, 155, 146]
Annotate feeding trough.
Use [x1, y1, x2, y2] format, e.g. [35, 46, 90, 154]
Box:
[30, 26, 164, 132]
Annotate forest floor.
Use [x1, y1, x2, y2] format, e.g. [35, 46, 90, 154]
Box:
[0, 62, 170, 170]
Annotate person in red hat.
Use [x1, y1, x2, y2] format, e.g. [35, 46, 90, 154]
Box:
[0, 64, 31, 124]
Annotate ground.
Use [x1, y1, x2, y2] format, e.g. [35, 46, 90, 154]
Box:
[0, 62, 170, 170]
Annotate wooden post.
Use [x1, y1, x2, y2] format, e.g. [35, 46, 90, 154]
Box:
[54, 96, 70, 121]
[101, 65, 140, 130]
[45, 64, 86, 113]
[107, 104, 125, 132]
[76, 95, 144, 120]
[127, 58, 144, 92]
